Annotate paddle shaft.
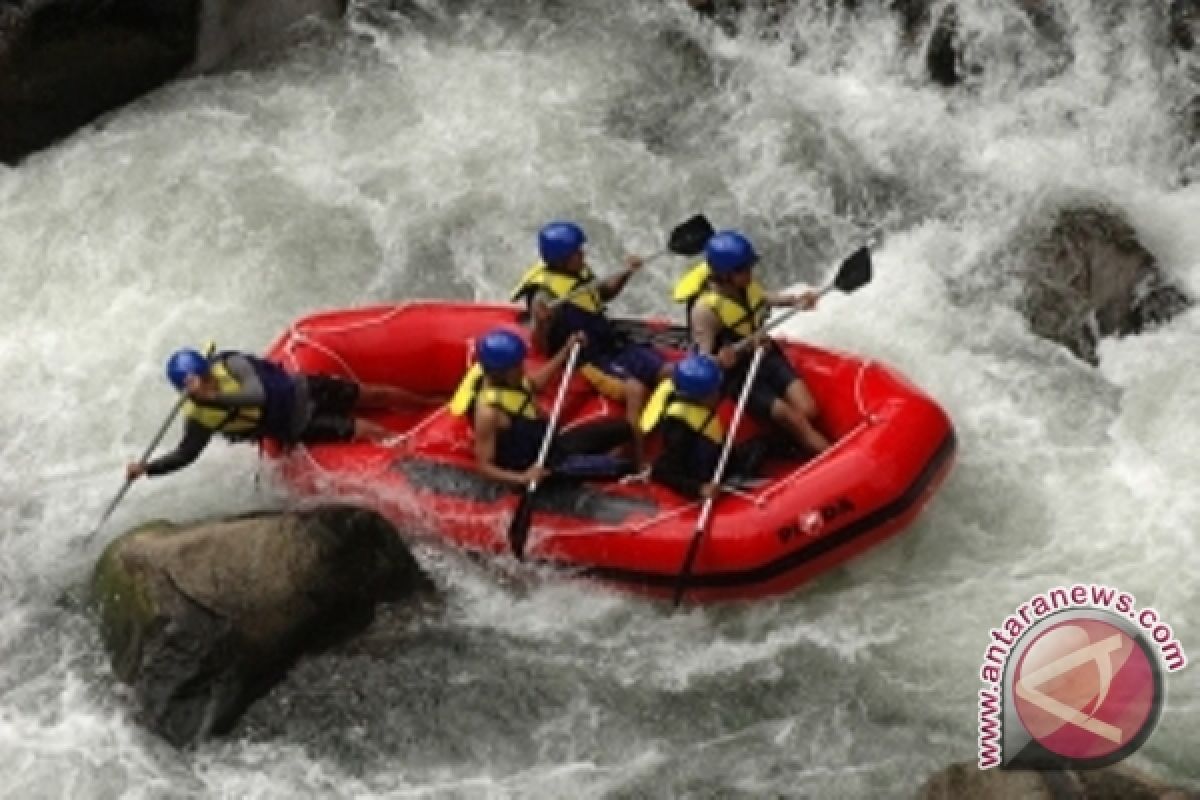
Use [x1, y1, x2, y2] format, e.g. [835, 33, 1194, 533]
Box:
[672, 344, 767, 607]
[527, 340, 583, 494]
[728, 276, 841, 355]
[85, 392, 188, 545]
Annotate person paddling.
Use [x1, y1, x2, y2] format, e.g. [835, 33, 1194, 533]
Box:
[448, 328, 632, 488]
[674, 229, 831, 456]
[640, 354, 768, 499]
[126, 347, 441, 480]
[511, 220, 671, 470]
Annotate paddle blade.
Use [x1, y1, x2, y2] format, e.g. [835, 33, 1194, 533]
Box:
[667, 214, 715, 257]
[672, 509, 713, 609]
[833, 246, 872, 293]
[506, 490, 534, 561]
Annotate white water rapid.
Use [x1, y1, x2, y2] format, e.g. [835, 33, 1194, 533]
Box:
[1, 1, 1197, 796]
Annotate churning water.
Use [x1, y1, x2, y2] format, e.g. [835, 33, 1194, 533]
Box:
[1, 0, 1197, 796]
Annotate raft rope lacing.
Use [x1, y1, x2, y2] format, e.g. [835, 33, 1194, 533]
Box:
[275, 304, 466, 477]
[269, 306, 883, 539]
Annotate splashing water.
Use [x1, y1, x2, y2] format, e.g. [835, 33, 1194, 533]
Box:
[0, 0, 1196, 796]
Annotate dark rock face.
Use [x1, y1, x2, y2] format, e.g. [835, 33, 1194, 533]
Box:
[926, 3, 960, 87]
[0, 0, 347, 165]
[1171, 0, 1198, 50]
[0, 0, 200, 164]
[885, 0, 1072, 88]
[1020, 206, 1192, 365]
[91, 506, 434, 747]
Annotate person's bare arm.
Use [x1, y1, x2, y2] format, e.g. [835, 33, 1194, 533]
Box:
[598, 255, 643, 301]
[766, 288, 819, 309]
[529, 331, 586, 391]
[473, 405, 546, 486]
[690, 303, 727, 361]
[529, 292, 554, 355]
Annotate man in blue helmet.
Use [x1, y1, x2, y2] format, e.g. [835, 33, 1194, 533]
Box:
[674, 229, 830, 456]
[125, 348, 441, 480]
[511, 220, 671, 470]
[448, 328, 632, 487]
[639, 353, 769, 499]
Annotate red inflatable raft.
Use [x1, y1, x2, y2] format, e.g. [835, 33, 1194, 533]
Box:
[264, 302, 956, 603]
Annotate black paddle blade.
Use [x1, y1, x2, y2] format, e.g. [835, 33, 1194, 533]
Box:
[667, 214, 715, 257]
[507, 490, 534, 561]
[833, 246, 872, 293]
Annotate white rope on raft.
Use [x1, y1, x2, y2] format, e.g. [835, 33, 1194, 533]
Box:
[279, 304, 413, 382]
[267, 307, 889, 542]
[854, 358, 877, 423]
[273, 304, 483, 473]
[485, 355, 888, 540]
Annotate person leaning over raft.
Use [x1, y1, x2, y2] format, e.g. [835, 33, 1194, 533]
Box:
[640, 353, 768, 499]
[448, 328, 633, 488]
[511, 220, 672, 470]
[675, 229, 831, 456]
[126, 347, 443, 480]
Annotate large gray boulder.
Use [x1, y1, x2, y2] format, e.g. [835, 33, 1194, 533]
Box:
[0, 0, 346, 164]
[1018, 205, 1192, 365]
[917, 760, 1198, 799]
[91, 505, 433, 746]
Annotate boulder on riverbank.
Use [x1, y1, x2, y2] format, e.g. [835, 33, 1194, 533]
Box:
[0, 0, 346, 165]
[1017, 204, 1192, 365]
[91, 505, 433, 746]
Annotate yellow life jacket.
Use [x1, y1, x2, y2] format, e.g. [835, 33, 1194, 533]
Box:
[639, 379, 724, 444]
[448, 363, 540, 420]
[510, 262, 605, 313]
[510, 262, 630, 400]
[673, 262, 712, 303]
[674, 263, 769, 341]
[183, 360, 262, 434]
[700, 281, 769, 340]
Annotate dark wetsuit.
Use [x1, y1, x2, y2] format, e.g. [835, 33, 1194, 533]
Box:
[650, 417, 769, 500]
[146, 354, 361, 476]
[527, 285, 666, 389]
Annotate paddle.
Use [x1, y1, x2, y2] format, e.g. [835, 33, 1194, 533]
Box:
[670, 244, 873, 606]
[549, 214, 714, 309]
[671, 343, 768, 608]
[506, 340, 583, 560]
[84, 342, 217, 548]
[732, 244, 873, 353]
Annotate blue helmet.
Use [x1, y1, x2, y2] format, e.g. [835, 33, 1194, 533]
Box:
[166, 348, 210, 390]
[673, 354, 722, 400]
[705, 230, 758, 275]
[538, 221, 587, 265]
[477, 329, 527, 372]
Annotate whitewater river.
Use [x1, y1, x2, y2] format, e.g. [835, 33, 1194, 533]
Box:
[1, 1, 1197, 796]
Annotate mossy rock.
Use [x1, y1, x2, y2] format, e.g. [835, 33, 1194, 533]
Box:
[90, 506, 433, 746]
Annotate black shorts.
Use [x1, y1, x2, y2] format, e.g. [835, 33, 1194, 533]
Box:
[308, 374, 360, 415]
[298, 375, 360, 443]
[725, 347, 799, 421]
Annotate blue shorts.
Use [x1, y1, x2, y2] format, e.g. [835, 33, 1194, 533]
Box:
[593, 344, 666, 389]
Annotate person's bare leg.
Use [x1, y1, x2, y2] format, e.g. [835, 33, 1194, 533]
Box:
[770, 398, 830, 454]
[358, 383, 445, 409]
[624, 378, 649, 469]
[353, 417, 392, 441]
[783, 378, 819, 420]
